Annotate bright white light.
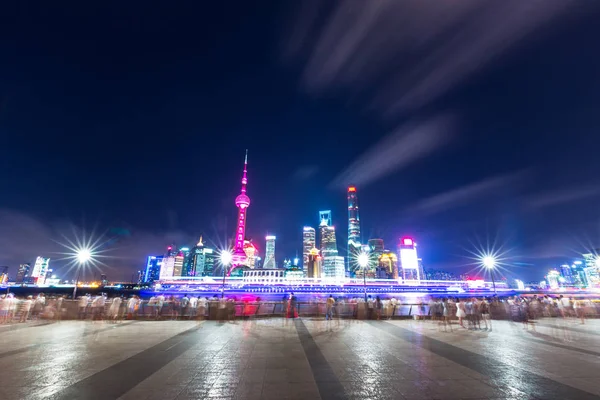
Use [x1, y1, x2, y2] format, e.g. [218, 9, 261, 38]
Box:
[482, 256, 496, 269]
[77, 248, 92, 264]
[220, 249, 233, 266]
[357, 252, 370, 268]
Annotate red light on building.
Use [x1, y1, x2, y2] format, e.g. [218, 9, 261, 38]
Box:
[402, 238, 413, 246]
[348, 186, 356, 192]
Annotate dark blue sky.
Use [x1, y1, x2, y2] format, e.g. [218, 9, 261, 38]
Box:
[1, 2, 600, 281]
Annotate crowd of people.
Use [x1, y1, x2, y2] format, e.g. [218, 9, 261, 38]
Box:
[0, 292, 597, 324]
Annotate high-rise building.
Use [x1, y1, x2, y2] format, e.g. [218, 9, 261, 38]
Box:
[16, 263, 31, 284]
[319, 210, 332, 227]
[307, 248, 322, 278]
[159, 245, 177, 280]
[173, 249, 186, 276]
[368, 239, 384, 255]
[398, 237, 421, 280]
[347, 186, 361, 273]
[31, 256, 50, 285]
[302, 227, 316, 274]
[232, 150, 251, 269]
[319, 214, 337, 258]
[144, 256, 164, 283]
[182, 237, 216, 277]
[264, 235, 277, 269]
[323, 256, 345, 280]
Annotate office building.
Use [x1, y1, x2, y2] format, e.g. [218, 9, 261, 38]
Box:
[263, 235, 277, 269]
[306, 248, 322, 278]
[31, 256, 50, 285]
[319, 222, 337, 258]
[144, 256, 164, 283]
[232, 150, 251, 268]
[323, 255, 345, 280]
[16, 263, 31, 284]
[302, 226, 316, 274]
[173, 248, 188, 276]
[378, 251, 399, 279]
[159, 245, 177, 280]
[347, 186, 361, 273]
[319, 210, 332, 227]
[398, 237, 421, 280]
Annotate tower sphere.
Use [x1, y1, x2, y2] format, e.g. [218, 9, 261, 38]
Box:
[235, 193, 250, 208]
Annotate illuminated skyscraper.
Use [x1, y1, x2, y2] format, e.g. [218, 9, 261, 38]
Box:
[232, 150, 251, 269]
[319, 210, 332, 227]
[159, 245, 177, 280]
[319, 213, 337, 258]
[16, 263, 31, 284]
[173, 248, 188, 276]
[31, 256, 50, 285]
[347, 186, 361, 273]
[398, 237, 421, 280]
[302, 227, 316, 274]
[182, 237, 216, 277]
[144, 256, 163, 283]
[264, 235, 276, 269]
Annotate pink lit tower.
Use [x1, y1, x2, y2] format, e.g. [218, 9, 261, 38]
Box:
[230, 150, 251, 270]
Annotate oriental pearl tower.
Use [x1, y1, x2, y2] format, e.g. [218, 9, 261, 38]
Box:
[230, 150, 250, 271]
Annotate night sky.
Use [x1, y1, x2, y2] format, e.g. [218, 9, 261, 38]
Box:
[2, 2, 600, 282]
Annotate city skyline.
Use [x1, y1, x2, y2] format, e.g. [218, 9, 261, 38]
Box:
[2, 3, 600, 282]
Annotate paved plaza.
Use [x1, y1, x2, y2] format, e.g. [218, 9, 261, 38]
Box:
[2, 318, 600, 399]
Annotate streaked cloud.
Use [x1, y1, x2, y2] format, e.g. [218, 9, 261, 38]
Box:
[284, 0, 575, 115]
[330, 114, 455, 188]
[408, 170, 530, 215]
[526, 186, 600, 208]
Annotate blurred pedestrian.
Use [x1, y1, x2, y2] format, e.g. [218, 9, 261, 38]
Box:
[326, 295, 335, 320]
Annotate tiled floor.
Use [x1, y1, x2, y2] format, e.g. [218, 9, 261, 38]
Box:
[2, 318, 600, 399]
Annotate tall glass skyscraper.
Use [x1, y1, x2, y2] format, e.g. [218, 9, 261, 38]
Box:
[144, 256, 164, 283]
[264, 235, 277, 269]
[347, 186, 361, 269]
[302, 226, 316, 274]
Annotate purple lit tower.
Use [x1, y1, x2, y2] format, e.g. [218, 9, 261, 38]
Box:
[231, 150, 250, 270]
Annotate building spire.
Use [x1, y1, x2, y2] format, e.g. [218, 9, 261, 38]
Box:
[241, 149, 248, 193]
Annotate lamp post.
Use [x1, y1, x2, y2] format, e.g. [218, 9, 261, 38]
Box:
[220, 250, 232, 299]
[358, 252, 370, 302]
[73, 248, 92, 299]
[483, 256, 497, 295]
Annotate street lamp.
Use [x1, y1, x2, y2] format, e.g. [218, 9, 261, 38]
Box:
[482, 255, 497, 294]
[220, 250, 233, 299]
[357, 251, 370, 302]
[73, 248, 92, 299]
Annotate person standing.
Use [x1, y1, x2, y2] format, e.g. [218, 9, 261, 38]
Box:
[180, 294, 190, 320]
[289, 293, 298, 318]
[326, 295, 335, 320]
[20, 296, 33, 322]
[197, 296, 207, 320]
[78, 294, 90, 319]
[189, 295, 198, 319]
[108, 296, 122, 322]
[127, 295, 139, 320]
[456, 299, 466, 328]
[367, 295, 374, 320]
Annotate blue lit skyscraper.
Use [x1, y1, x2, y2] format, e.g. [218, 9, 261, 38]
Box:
[347, 186, 361, 274]
[144, 256, 164, 283]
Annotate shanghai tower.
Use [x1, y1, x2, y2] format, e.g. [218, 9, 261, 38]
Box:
[347, 186, 361, 273]
[231, 150, 250, 270]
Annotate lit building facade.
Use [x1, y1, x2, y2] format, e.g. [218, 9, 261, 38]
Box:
[347, 186, 361, 274]
[319, 224, 337, 259]
[232, 150, 251, 269]
[16, 263, 31, 284]
[398, 237, 420, 280]
[243, 240, 257, 269]
[144, 256, 164, 283]
[159, 245, 177, 280]
[302, 226, 316, 274]
[263, 235, 277, 269]
[173, 248, 188, 277]
[307, 248, 322, 278]
[377, 251, 398, 279]
[183, 238, 216, 277]
[31, 256, 50, 285]
[319, 210, 332, 227]
[323, 256, 345, 280]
